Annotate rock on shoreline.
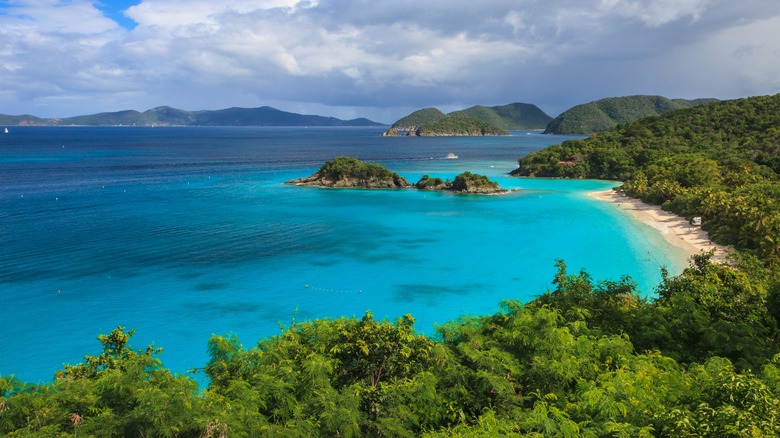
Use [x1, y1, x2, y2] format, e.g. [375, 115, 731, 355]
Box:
[286, 157, 508, 194]
[285, 156, 410, 189]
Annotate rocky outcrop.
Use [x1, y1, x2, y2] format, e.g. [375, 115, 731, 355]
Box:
[414, 172, 508, 194]
[449, 172, 508, 194]
[414, 175, 450, 191]
[285, 157, 410, 189]
[287, 158, 509, 194]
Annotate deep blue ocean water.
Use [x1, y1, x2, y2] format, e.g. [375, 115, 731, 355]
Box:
[0, 126, 688, 384]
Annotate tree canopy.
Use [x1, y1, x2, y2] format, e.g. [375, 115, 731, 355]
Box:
[2, 255, 780, 436]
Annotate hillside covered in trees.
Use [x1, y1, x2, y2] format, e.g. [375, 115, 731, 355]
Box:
[388, 103, 552, 134]
[543, 95, 717, 135]
[448, 103, 553, 130]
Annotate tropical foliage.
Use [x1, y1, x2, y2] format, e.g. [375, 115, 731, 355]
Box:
[415, 172, 505, 193]
[448, 103, 553, 130]
[288, 156, 411, 188]
[2, 256, 779, 436]
[416, 117, 508, 136]
[391, 108, 447, 130]
[389, 102, 551, 133]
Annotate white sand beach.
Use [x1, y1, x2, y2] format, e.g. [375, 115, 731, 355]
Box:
[589, 189, 730, 264]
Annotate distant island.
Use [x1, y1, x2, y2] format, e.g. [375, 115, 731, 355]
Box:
[286, 157, 508, 194]
[0, 106, 386, 127]
[384, 116, 509, 137]
[543, 95, 718, 135]
[382, 102, 551, 136]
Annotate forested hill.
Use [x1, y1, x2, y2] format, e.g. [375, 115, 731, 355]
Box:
[0, 106, 385, 127]
[543, 95, 718, 134]
[391, 107, 447, 130]
[391, 102, 552, 131]
[515, 93, 780, 267]
[448, 103, 553, 130]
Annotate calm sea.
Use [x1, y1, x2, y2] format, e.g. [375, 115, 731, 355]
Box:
[0, 126, 687, 384]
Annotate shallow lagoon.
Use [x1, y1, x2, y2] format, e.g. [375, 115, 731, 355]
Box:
[0, 127, 687, 383]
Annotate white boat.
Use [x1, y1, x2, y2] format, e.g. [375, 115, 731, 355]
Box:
[445, 153, 458, 159]
[3, 128, 8, 134]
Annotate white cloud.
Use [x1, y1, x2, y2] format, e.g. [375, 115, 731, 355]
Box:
[0, 0, 779, 119]
[0, 0, 118, 34]
[599, 0, 710, 26]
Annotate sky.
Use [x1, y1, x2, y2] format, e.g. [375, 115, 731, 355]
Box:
[1, 0, 779, 123]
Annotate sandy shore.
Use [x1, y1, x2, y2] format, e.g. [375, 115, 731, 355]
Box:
[589, 189, 729, 264]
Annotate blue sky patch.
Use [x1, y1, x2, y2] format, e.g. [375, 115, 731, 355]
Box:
[95, 0, 140, 30]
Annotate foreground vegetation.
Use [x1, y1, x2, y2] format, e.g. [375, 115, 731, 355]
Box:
[1, 255, 779, 436]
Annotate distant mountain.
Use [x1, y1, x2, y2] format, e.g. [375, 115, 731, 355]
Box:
[544, 95, 718, 135]
[448, 103, 553, 130]
[388, 102, 552, 135]
[0, 114, 49, 126]
[0, 106, 386, 127]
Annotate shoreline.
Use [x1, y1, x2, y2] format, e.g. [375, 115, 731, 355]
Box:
[589, 189, 729, 264]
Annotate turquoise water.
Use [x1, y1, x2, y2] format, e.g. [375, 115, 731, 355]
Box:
[0, 127, 687, 384]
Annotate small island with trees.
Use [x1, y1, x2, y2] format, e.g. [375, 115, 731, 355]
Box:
[286, 156, 509, 194]
[285, 156, 411, 189]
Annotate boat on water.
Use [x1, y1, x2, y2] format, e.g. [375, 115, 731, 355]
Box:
[445, 153, 458, 159]
[3, 128, 8, 134]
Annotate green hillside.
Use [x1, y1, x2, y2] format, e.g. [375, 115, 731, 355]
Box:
[391, 103, 552, 132]
[60, 110, 157, 126]
[0, 114, 48, 126]
[544, 95, 718, 134]
[416, 116, 508, 136]
[391, 107, 447, 130]
[448, 102, 553, 130]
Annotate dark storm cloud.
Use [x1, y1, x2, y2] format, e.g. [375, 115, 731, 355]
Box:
[1, 0, 778, 120]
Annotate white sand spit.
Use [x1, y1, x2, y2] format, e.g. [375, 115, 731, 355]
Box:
[589, 189, 730, 264]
